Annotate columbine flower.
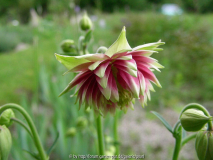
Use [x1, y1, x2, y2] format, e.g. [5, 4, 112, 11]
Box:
[55, 27, 164, 115]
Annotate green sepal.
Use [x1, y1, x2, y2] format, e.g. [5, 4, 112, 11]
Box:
[105, 26, 132, 57]
[55, 53, 89, 70]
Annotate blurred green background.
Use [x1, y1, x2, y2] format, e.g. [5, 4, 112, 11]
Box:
[1, 0, 213, 159]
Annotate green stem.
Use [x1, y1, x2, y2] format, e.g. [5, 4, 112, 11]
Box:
[96, 116, 105, 159]
[181, 133, 196, 148]
[113, 111, 119, 157]
[172, 126, 182, 160]
[180, 103, 213, 131]
[0, 103, 47, 160]
[10, 118, 33, 138]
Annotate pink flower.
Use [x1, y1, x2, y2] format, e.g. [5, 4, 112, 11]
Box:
[55, 27, 164, 115]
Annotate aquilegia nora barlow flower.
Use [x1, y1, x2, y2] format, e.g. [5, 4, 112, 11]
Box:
[55, 27, 164, 115]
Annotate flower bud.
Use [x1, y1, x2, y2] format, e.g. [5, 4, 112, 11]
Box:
[97, 46, 107, 54]
[180, 109, 211, 132]
[0, 109, 15, 127]
[195, 130, 213, 160]
[60, 39, 76, 53]
[76, 117, 88, 129]
[66, 127, 77, 137]
[79, 12, 92, 31]
[0, 125, 12, 160]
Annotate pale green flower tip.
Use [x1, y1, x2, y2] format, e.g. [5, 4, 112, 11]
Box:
[105, 26, 132, 57]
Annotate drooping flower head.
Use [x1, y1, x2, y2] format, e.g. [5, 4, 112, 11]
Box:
[55, 27, 164, 115]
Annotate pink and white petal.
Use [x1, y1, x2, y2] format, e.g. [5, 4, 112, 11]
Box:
[138, 65, 161, 87]
[108, 71, 119, 102]
[115, 65, 137, 77]
[89, 60, 105, 71]
[96, 66, 111, 88]
[138, 71, 146, 95]
[59, 70, 92, 96]
[117, 70, 140, 98]
[116, 55, 132, 60]
[94, 61, 110, 78]
[114, 59, 137, 71]
[75, 54, 109, 62]
[146, 80, 155, 92]
[98, 83, 111, 100]
[63, 62, 94, 74]
[132, 55, 156, 64]
[129, 50, 156, 57]
[111, 52, 128, 59]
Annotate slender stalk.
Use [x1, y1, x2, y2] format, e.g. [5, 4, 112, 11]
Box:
[180, 103, 213, 131]
[10, 118, 33, 138]
[113, 111, 119, 157]
[172, 126, 182, 160]
[96, 116, 105, 159]
[181, 133, 196, 148]
[0, 103, 47, 160]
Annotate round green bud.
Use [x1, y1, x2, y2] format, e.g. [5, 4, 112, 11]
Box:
[79, 12, 93, 31]
[0, 109, 15, 127]
[180, 109, 211, 132]
[0, 125, 12, 160]
[97, 46, 108, 54]
[60, 39, 76, 53]
[76, 117, 88, 129]
[195, 130, 213, 160]
[66, 127, 77, 137]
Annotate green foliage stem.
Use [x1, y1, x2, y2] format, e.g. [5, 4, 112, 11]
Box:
[0, 103, 47, 160]
[96, 116, 105, 159]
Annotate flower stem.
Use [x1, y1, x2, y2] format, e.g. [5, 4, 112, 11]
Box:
[96, 116, 105, 158]
[172, 125, 182, 160]
[0, 103, 47, 160]
[180, 103, 213, 131]
[113, 111, 119, 157]
[181, 133, 196, 148]
[10, 118, 33, 138]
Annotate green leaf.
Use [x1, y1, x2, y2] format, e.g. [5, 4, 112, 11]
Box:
[151, 111, 173, 134]
[105, 26, 132, 57]
[47, 132, 59, 155]
[83, 30, 92, 44]
[24, 150, 40, 160]
[55, 53, 89, 70]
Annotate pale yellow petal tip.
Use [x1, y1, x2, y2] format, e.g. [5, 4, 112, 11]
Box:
[122, 26, 126, 32]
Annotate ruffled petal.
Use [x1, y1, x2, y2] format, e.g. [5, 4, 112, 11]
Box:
[132, 40, 165, 52]
[59, 70, 92, 96]
[94, 61, 110, 78]
[117, 70, 140, 98]
[96, 65, 111, 88]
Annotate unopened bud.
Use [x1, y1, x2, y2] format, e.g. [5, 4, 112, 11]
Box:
[0, 125, 12, 160]
[66, 127, 77, 137]
[97, 46, 107, 54]
[0, 109, 15, 127]
[60, 39, 76, 53]
[76, 117, 88, 129]
[195, 130, 213, 160]
[79, 12, 92, 31]
[180, 109, 211, 132]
